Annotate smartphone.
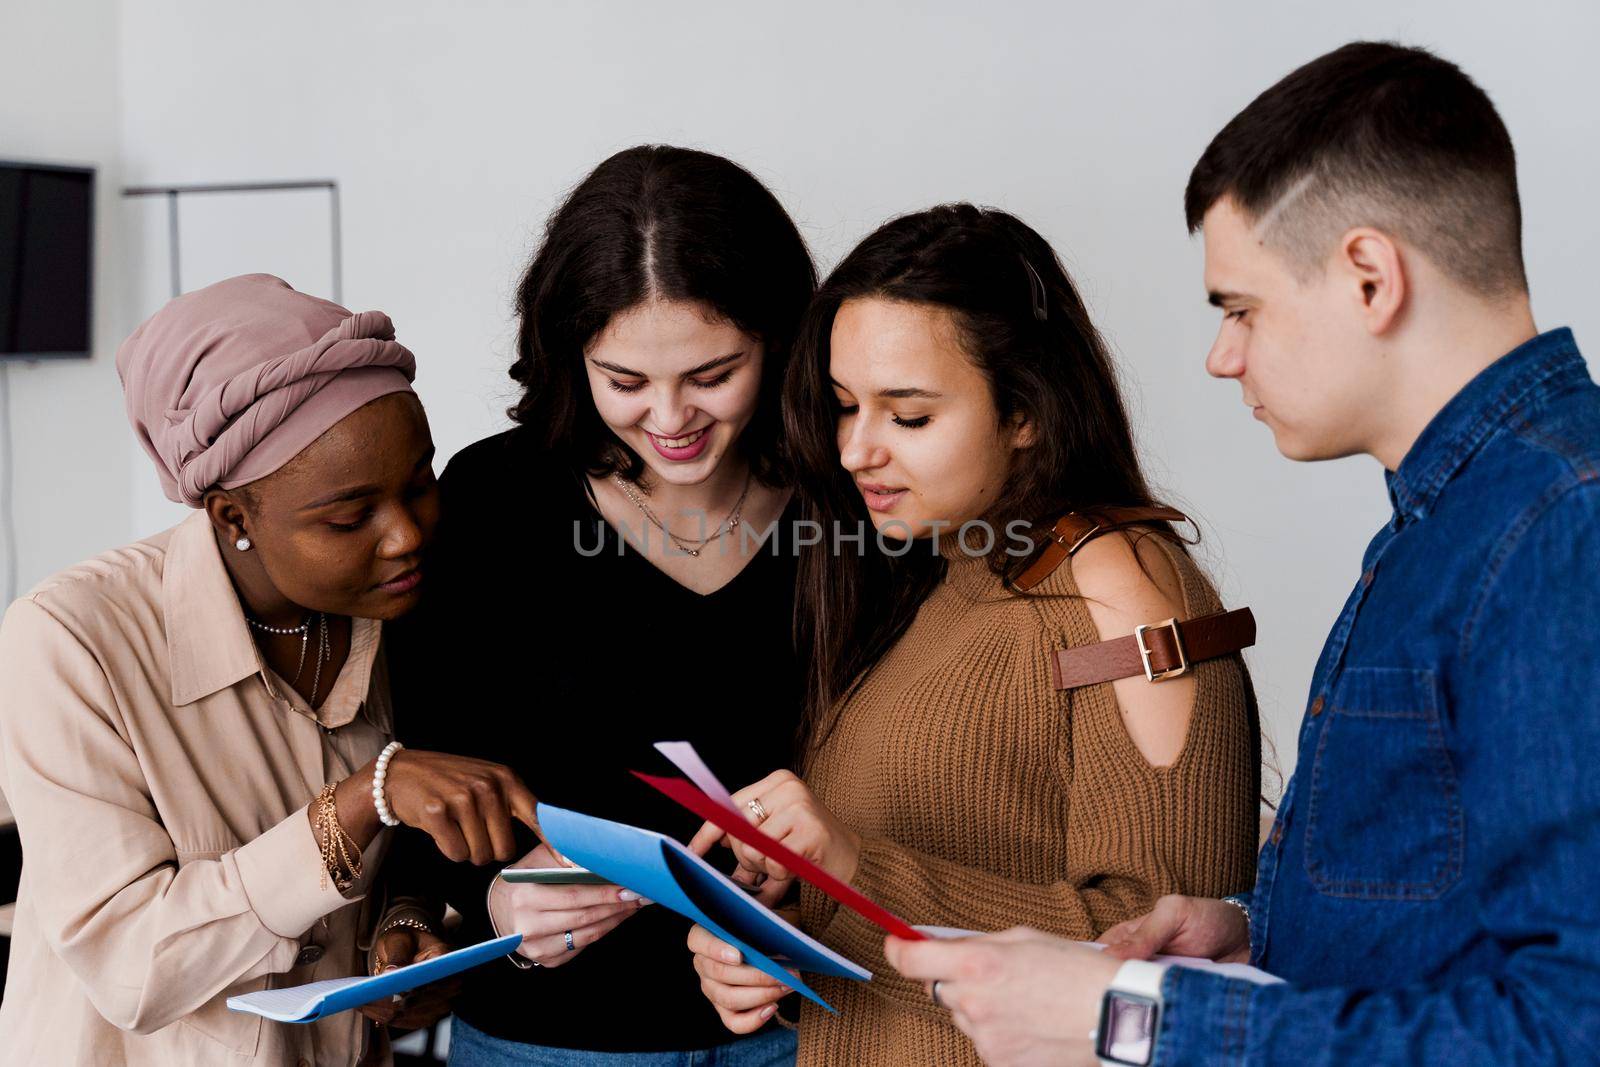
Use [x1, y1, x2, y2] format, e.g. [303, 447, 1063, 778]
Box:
[498, 866, 612, 885]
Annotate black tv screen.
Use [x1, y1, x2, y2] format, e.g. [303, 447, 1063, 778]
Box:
[0, 161, 94, 359]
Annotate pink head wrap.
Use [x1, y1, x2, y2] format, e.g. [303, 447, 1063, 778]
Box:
[117, 274, 418, 507]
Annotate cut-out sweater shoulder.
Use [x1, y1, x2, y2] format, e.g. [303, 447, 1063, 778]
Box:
[795, 535, 1259, 1067]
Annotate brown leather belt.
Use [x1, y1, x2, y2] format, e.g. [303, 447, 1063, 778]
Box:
[1051, 607, 1257, 689]
[1011, 506, 1257, 689]
[1015, 506, 1190, 592]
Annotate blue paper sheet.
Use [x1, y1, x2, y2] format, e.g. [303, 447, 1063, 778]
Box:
[537, 803, 871, 1011]
[226, 934, 523, 1022]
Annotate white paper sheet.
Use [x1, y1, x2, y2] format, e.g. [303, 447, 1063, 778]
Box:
[912, 926, 1283, 986]
[654, 740, 742, 814]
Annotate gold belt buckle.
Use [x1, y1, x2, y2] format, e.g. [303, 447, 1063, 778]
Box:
[1134, 618, 1190, 682]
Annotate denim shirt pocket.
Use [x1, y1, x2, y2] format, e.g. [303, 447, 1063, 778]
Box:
[1303, 667, 1464, 899]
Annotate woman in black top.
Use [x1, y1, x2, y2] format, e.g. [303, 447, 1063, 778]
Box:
[381, 145, 816, 1065]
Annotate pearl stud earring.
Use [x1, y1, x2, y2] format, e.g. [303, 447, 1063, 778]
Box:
[235, 537, 252, 551]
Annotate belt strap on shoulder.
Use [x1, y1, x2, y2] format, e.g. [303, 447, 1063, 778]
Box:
[1052, 607, 1256, 689]
[1013, 506, 1189, 592]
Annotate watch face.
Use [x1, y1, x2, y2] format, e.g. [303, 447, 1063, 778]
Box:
[1097, 991, 1158, 1066]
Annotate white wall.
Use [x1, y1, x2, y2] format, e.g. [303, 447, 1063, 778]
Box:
[0, 0, 129, 597]
[19, 0, 1600, 780]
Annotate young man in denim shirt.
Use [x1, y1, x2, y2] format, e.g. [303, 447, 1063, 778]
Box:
[886, 41, 1600, 1066]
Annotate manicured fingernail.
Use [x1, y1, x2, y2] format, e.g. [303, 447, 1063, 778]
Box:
[639, 897, 654, 907]
[380, 964, 398, 974]
[618, 890, 640, 901]
[760, 1004, 777, 1019]
[721, 947, 740, 964]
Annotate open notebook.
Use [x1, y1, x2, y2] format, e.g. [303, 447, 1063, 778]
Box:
[227, 934, 523, 1022]
[536, 802, 871, 1012]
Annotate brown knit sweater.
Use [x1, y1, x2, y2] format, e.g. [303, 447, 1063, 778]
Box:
[796, 534, 1259, 1066]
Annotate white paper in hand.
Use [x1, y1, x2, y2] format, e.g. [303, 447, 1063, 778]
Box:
[653, 741, 741, 814]
[911, 926, 1283, 986]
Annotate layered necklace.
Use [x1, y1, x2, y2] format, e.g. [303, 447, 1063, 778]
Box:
[612, 469, 752, 558]
[245, 611, 332, 707]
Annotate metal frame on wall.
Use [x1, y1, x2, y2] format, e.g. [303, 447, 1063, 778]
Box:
[121, 179, 342, 302]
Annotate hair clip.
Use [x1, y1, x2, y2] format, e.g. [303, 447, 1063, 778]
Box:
[1019, 255, 1048, 322]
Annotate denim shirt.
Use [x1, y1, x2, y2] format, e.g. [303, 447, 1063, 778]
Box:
[1155, 328, 1600, 1065]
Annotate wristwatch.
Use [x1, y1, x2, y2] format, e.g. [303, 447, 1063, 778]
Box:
[1096, 959, 1169, 1066]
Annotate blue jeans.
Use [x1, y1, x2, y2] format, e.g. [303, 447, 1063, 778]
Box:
[446, 1017, 797, 1067]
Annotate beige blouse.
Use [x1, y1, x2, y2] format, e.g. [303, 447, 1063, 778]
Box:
[0, 511, 394, 1066]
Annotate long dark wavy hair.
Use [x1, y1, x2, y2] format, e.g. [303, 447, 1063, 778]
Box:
[508, 145, 816, 484]
[787, 203, 1183, 752]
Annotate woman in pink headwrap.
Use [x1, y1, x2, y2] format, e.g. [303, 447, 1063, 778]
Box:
[0, 274, 536, 1066]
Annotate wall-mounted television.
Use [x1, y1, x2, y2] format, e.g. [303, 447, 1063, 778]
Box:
[0, 160, 94, 359]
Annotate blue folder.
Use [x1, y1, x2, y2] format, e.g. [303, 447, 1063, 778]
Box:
[227, 934, 524, 1022]
[537, 802, 871, 1011]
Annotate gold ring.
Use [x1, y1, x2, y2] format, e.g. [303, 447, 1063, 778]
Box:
[747, 798, 769, 823]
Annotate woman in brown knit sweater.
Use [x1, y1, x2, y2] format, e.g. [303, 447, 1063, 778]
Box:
[687, 204, 1261, 1066]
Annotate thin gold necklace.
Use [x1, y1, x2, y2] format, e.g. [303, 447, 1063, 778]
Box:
[612, 469, 752, 558]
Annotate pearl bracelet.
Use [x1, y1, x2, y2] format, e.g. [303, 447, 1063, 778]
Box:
[372, 741, 404, 827]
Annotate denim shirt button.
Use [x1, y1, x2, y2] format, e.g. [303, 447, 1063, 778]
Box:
[1362, 568, 1375, 588]
[1310, 695, 1326, 717]
[1270, 820, 1285, 848]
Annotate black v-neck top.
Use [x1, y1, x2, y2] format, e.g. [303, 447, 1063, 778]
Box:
[385, 427, 802, 1052]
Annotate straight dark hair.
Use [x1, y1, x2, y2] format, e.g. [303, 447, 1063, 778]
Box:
[509, 145, 817, 484]
[786, 203, 1180, 752]
[1185, 41, 1526, 295]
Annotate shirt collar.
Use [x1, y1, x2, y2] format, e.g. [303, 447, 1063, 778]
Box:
[162, 511, 385, 725]
[1385, 327, 1584, 521]
[164, 511, 263, 706]
[267, 615, 384, 730]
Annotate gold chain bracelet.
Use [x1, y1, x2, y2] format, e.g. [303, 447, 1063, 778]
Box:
[377, 916, 434, 940]
[313, 782, 363, 891]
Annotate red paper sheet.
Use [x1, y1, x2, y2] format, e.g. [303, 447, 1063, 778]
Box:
[632, 770, 927, 942]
